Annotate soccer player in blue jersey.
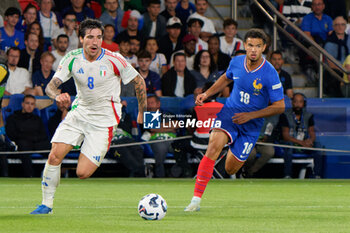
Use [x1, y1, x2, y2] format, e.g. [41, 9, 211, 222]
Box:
[185, 28, 285, 212]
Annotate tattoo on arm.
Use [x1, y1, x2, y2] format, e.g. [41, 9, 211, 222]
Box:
[132, 75, 147, 113]
[46, 77, 63, 100]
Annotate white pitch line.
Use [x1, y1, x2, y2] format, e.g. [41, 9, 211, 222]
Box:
[1, 205, 350, 209]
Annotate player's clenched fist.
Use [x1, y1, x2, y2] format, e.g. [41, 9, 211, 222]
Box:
[55, 93, 71, 105]
[195, 93, 207, 106]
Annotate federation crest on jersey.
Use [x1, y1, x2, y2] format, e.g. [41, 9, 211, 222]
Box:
[253, 78, 263, 95]
[100, 65, 107, 77]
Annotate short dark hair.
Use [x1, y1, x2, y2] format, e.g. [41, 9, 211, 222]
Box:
[128, 36, 139, 41]
[57, 34, 69, 42]
[25, 32, 39, 41]
[79, 19, 104, 38]
[104, 24, 115, 32]
[63, 10, 76, 19]
[147, 95, 160, 103]
[234, 50, 246, 56]
[223, 18, 238, 29]
[119, 38, 130, 44]
[188, 18, 204, 28]
[137, 50, 152, 59]
[145, 37, 158, 47]
[173, 52, 186, 61]
[6, 47, 21, 56]
[148, 0, 161, 7]
[23, 3, 37, 14]
[208, 34, 220, 44]
[5, 7, 21, 17]
[244, 28, 267, 44]
[292, 92, 307, 107]
[195, 0, 208, 4]
[270, 50, 283, 58]
[23, 94, 36, 102]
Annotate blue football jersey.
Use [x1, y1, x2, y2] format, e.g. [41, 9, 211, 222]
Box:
[0, 27, 25, 51]
[222, 55, 284, 136]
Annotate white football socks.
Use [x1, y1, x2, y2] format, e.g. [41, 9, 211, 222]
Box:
[41, 162, 61, 208]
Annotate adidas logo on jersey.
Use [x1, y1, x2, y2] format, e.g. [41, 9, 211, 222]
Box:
[93, 156, 101, 162]
[77, 68, 84, 74]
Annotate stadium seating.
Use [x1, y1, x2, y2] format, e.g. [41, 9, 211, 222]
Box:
[2, 94, 41, 126]
[2, 94, 43, 159]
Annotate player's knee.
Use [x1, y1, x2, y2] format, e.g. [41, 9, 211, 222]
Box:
[76, 170, 91, 179]
[225, 164, 239, 175]
[205, 146, 223, 160]
[205, 150, 220, 160]
[225, 167, 237, 175]
[48, 153, 62, 166]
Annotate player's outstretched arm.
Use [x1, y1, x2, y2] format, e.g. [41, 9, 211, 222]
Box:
[196, 73, 232, 105]
[258, 99, 285, 118]
[132, 75, 147, 124]
[46, 77, 71, 104]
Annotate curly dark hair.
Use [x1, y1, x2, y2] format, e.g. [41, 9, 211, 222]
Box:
[244, 28, 267, 44]
[144, 37, 158, 50]
[193, 50, 217, 73]
[79, 19, 104, 38]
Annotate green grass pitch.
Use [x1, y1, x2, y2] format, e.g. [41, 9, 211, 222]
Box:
[1, 178, 350, 233]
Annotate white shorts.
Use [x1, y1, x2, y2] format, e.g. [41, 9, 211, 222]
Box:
[51, 112, 115, 166]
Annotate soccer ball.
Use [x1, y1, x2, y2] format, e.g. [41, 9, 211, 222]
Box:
[138, 194, 167, 220]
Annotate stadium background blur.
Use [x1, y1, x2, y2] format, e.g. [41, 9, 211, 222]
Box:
[0, 0, 350, 179]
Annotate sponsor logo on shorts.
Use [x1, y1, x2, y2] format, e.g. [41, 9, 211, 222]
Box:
[42, 181, 49, 187]
[93, 156, 101, 162]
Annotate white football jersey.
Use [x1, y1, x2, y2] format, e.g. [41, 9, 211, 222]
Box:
[54, 48, 139, 127]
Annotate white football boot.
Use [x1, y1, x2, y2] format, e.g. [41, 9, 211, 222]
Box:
[184, 196, 201, 212]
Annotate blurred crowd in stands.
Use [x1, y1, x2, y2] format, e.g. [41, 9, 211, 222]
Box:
[0, 0, 349, 178]
[252, 0, 350, 97]
[0, 0, 349, 98]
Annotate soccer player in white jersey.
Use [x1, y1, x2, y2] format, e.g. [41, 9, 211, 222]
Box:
[30, 19, 147, 214]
